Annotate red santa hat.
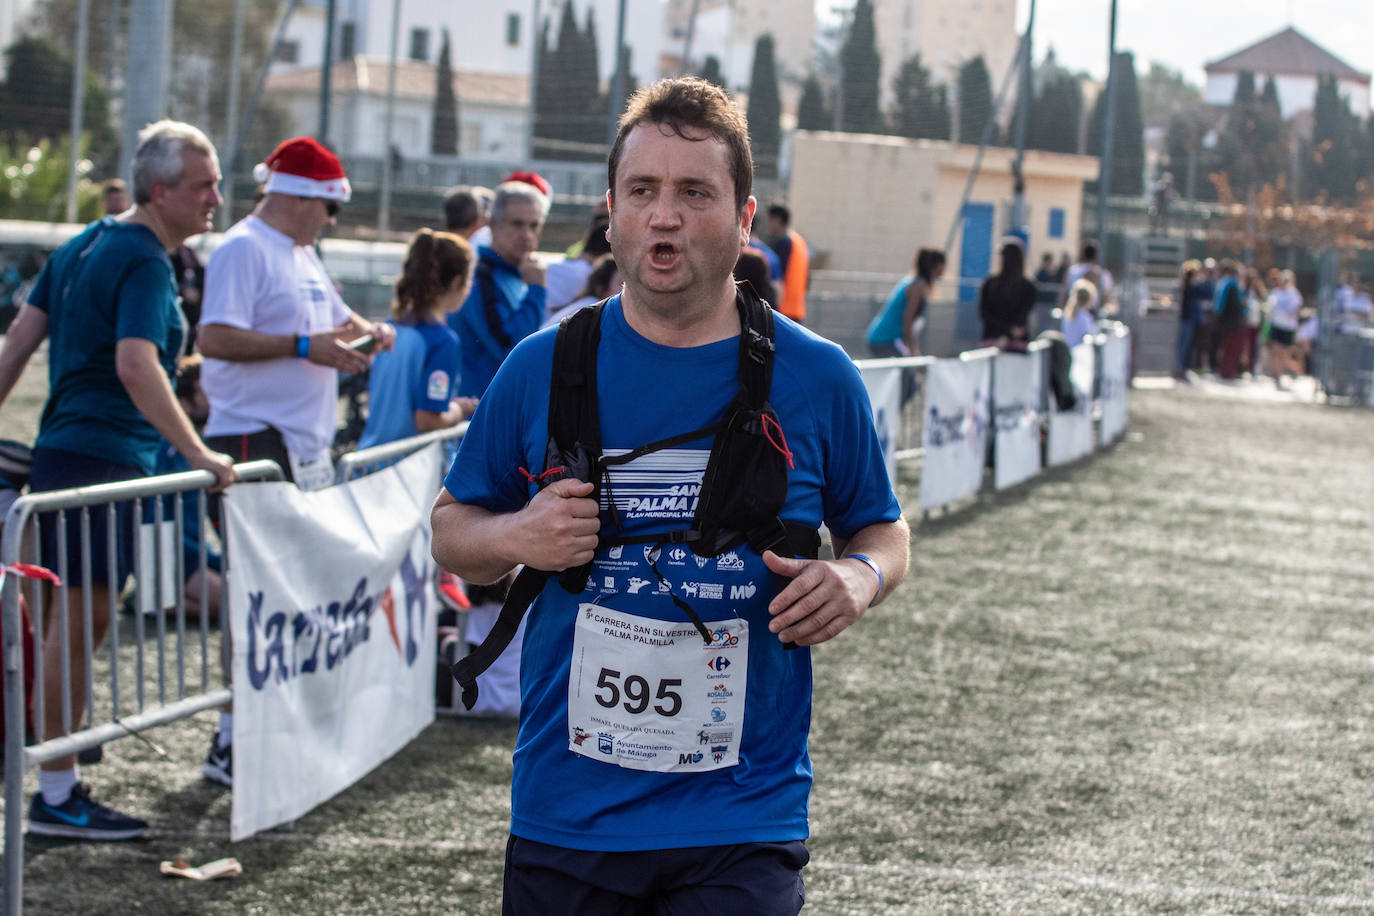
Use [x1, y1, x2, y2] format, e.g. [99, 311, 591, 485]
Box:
[253, 137, 351, 202]
[502, 170, 552, 199]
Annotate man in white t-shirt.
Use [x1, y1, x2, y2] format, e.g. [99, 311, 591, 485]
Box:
[198, 137, 394, 490]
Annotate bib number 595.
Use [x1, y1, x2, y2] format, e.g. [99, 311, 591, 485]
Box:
[594, 668, 683, 717]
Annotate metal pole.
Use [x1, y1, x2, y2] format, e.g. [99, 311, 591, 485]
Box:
[1008, 0, 1036, 234]
[228, 0, 301, 195]
[65, 0, 91, 224]
[219, 0, 246, 231]
[119, 0, 172, 181]
[1095, 0, 1119, 245]
[605, 0, 628, 148]
[526, 0, 541, 159]
[679, 0, 701, 76]
[378, 0, 402, 239]
[319, 0, 337, 144]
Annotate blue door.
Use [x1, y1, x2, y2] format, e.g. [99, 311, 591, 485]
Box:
[958, 202, 994, 304]
[957, 202, 995, 342]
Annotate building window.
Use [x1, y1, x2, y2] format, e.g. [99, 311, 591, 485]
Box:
[339, 21, 356, 59]
[506, 13, 521, 47]
[409, 27, 429, 61]
[1048, 207, 1066, 240]
[274, 40, 300, 64]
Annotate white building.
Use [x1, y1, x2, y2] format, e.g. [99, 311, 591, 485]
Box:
[273, 0, 663, 86]
[871, 0, 1019, 109]
[1203, 26, 1370, 120]
[265, 58, 529, 161]
[661, 0, 816, 88]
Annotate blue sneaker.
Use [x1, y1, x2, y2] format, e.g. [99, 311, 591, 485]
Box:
[27, 783, 147, 840]
[202, 733, 232, 788]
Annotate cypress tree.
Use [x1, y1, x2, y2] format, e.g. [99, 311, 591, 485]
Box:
[1308, 74, 1359, 202]
[431, 30, 458, 155]
[699, 55, 725, 89]
[838, 0, 881, 133]
[797, 73, 830, 131]
[1086, 51, 1145, 195]
[747, 34, 781, 177]
[956, 55, 994, 144]
[890, 53, 933, 139]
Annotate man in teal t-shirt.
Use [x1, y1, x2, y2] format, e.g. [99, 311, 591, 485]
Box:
[0, 120, 236, 842]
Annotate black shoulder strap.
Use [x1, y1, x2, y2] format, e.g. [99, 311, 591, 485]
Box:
[735, 283, 775, 411]
[475, 257, 513, 350]
[448, 303, 606, 711]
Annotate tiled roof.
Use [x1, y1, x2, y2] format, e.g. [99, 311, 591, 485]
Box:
[267, 57, 530, 106]
[1205, 27, 1369, 84]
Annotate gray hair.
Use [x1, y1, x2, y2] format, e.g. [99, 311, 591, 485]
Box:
[490, 180, 550, 226]
[131, 120, 217, 204]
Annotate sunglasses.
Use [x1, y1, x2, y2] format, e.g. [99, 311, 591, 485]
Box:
[300, 196, 341, 217]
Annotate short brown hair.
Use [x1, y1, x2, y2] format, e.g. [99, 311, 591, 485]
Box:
[608, 78, 753, 211]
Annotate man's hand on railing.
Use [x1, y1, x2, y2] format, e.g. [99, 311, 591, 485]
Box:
[191, 449, 238, 492]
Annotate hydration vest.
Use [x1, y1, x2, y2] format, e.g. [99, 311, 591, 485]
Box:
[451, 285, 820, 710]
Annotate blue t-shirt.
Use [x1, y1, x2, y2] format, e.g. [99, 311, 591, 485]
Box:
[358, 318, 460, 449]
[29, 217, 184, 473]
[449, 246, 546, 399]
[444, 295, 901, 851]
[865, 275, 916, 345]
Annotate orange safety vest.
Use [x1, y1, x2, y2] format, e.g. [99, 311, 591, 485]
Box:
[778, 229, 809, 323]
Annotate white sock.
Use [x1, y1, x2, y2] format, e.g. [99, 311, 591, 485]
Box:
[218, 713, 233, 748]
[39, 767, 79, 806]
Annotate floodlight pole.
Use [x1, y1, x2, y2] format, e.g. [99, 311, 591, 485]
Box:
[1095, 0, 1119, 245]
[606, 0, 628, 147]
[65, 0, 90, 223]
[378, 0, 402, 238]
[1009, 0, 1036, 235]
[319, 0, 337, 145]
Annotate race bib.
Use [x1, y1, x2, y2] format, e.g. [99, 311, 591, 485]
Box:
[288, 447, 335, 492]
[568, 603, 747, 773]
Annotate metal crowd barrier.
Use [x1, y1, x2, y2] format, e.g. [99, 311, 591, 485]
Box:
[2, 460, 283, 913]
[334, 422, 468, 484]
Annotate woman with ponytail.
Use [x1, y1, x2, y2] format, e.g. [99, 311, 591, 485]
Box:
[359, 230, 477, 448]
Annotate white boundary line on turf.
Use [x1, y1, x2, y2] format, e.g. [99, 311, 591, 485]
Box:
[809, 861, 1374, 910]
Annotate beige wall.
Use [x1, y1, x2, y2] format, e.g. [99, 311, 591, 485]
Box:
[788, 131, 1098, 293]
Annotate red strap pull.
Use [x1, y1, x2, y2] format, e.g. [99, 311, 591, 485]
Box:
[518, 466, 565, 484]
[760, 414, 795, 470]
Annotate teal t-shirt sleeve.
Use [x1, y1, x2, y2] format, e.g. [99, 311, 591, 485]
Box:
[26, 259, 52, 312]
[113, 257, 176, 348]
[816, 354, 903, 540]
[415, 330, 459, 413]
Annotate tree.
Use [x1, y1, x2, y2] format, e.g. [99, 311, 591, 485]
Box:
[747, 34, 781, 177]
[699, 55, 725, 89]
[797, 73, 830, 131]
[1308, 74, 1360, 203]
[533, 0, 603, 160]
[29, 0, 291, 169]
[1136, 61, 1204, 131]
[890, 53, 947, 140]
[956, 55, 994, 145]
[0, 36, 114, 153]
[838, 0, 881, 133]
[926, 85, 952, 141]
[1214, 72, 1286, 197]
[1028, 69, 1083, 154]
[1086, 51, 1145, 196]
[431, 30, 458, 155]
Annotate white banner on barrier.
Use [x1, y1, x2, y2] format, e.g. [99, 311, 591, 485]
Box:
[226, 445, 441, 841]
[1100, 334, 1130, 445]
[860, 364, 902, 486]
[1048, 343, 1095, 466]
[993, 352, 1043, 490]
[919, 357, 991, 511]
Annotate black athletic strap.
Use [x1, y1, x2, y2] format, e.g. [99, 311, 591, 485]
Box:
[547, 303, 606, 594]
[476, 257, 513, 350]
[451, 566, 551, 710]
[735, 284, 775, 410]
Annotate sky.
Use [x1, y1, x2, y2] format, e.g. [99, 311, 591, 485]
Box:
[819, 0, 1374, 88]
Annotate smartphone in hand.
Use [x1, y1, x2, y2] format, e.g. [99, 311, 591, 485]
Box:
[347, 334, 378, 355]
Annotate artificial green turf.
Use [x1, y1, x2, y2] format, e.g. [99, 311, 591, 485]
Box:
[7, 387, 1374, 914]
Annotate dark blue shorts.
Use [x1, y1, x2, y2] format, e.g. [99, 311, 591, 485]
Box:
[501, 835, 808, 916]
[29, 447, 143, 587]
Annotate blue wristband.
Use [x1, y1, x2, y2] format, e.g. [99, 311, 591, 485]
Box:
[845, 553, 884, 607]
[295, 333, 310, 358]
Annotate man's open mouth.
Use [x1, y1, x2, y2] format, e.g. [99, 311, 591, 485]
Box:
[652, 243, 677, 265]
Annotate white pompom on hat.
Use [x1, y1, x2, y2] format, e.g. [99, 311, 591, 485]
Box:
[252, 136, 351, 202]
